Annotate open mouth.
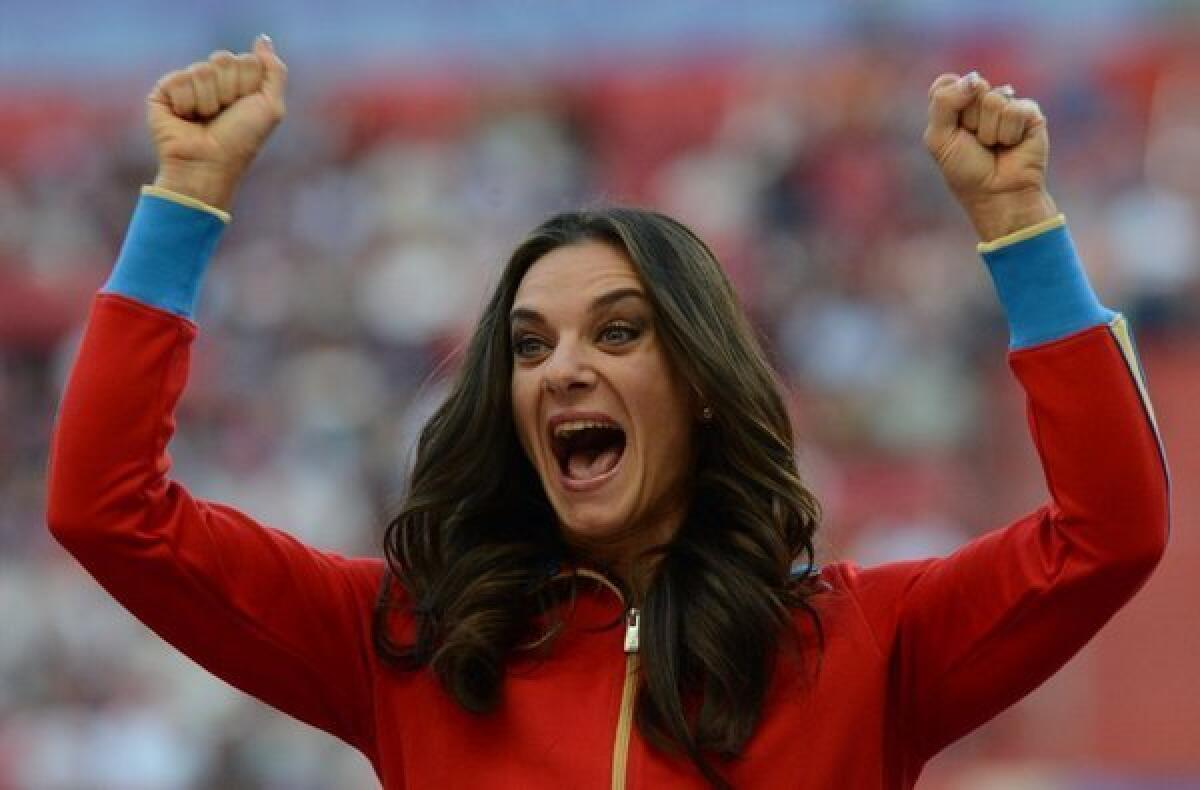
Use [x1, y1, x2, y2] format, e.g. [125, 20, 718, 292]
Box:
[550, 419, 627, 487]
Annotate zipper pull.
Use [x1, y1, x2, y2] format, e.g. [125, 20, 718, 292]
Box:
[624, 608, 640, 653]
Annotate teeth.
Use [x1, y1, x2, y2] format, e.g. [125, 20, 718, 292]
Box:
[553, 420, 618, 440]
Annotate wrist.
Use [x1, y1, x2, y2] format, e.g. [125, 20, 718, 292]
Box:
[153, 163, 241, 212]
[963, 190, 1058, 242]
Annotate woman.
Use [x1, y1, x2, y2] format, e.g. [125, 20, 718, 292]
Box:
[47, 36, 1169, 789]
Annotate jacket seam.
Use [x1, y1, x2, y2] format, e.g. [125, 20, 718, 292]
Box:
[1007, 321, 1106, 357]
[1104, 323, 1172, 531]
[837, 565, 888, 661]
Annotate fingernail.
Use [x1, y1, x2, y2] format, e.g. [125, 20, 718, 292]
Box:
[257, 33, 274, 50]
[959, 70, 980, 91]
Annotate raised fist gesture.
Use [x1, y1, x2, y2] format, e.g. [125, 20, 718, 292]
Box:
[924, 72, 1058, 241]
[147, 35, 288, 211]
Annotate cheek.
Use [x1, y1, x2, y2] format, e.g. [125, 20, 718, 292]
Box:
[627, 367, 693, 465]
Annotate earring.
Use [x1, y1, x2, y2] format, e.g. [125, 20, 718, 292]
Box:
[701, 406, 714, 422]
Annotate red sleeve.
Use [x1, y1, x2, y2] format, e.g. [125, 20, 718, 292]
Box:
[46, 293, 384, 765]
[837, 319, 1169, 764]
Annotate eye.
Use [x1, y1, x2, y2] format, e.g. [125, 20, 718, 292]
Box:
[598, 322, 640, 346]
[513, 334, 549, 359]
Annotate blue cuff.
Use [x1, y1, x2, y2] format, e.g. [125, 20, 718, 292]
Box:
[101, 193, 226, 319]
[982, 224, 1116, 350]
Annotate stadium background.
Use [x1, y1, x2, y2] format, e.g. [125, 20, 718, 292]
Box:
[2, 1, 1199, 787]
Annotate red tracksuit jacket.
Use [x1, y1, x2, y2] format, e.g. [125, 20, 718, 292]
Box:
[46, 191, 1169, 788]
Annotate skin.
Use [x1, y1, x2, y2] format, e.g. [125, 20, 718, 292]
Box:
[148, 35, 287, 211]
[509, 242, 698, 589]
[923, 70, 1058, 240]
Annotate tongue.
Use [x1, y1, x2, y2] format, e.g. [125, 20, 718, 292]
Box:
[566, 446, 621, 481]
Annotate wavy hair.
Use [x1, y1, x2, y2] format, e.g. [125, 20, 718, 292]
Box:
[373, 207, 823, 788]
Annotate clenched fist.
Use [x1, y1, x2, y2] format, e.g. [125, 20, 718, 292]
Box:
[147, 35, 288, 211]
[925, 71, 1058, 242]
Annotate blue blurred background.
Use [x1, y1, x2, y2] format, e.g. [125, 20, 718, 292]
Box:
[2, 1, 1199, 787]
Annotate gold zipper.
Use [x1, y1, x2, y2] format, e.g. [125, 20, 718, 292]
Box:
[611, 608, 640, 790]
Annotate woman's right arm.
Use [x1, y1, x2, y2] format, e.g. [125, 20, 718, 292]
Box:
[46, 40, 384, 766]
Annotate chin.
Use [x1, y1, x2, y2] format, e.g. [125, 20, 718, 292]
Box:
[555, 504, 629, 542]
[554, 491, 653, 549]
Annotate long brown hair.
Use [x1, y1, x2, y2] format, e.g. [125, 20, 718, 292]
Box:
[374, 207, 822, 787]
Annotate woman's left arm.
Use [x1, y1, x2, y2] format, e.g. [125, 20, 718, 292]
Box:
[876, 73, 1171, 760]
[880, 219, 1170, 761]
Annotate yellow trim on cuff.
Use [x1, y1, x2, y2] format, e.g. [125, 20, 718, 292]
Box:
[1109, 314, 1160, 434]
[140, 185, 231, 223]
[976, 213, 1066, 254]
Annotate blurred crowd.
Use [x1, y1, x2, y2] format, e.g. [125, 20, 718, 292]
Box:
[2, 32, 1199, 789]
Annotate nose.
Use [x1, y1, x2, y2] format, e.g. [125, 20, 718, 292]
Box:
[542, 338, 596, 396]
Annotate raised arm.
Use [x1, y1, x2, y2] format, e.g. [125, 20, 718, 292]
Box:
[843, 73, 1169, 766]
[46, 39, 383, 766]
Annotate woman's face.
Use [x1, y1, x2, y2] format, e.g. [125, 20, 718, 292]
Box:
[510, 241, 697, 557]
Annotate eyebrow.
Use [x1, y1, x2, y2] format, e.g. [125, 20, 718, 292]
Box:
[509, 287, 647, 326]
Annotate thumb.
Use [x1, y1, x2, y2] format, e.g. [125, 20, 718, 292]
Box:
[924, 71, 986, 156]
[254, 34, 288, 105]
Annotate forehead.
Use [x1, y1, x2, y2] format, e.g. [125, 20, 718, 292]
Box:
[512, 241, 644, 314]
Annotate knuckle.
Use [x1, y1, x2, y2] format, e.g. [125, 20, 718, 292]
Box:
[928, 91, 952, 112]
[155, 71, 181, 92]
[928, 73, 958, 98]
[1015, 100, 1041, 121]
[167, 81, 193, 101]
[237, 56, 263, 77]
